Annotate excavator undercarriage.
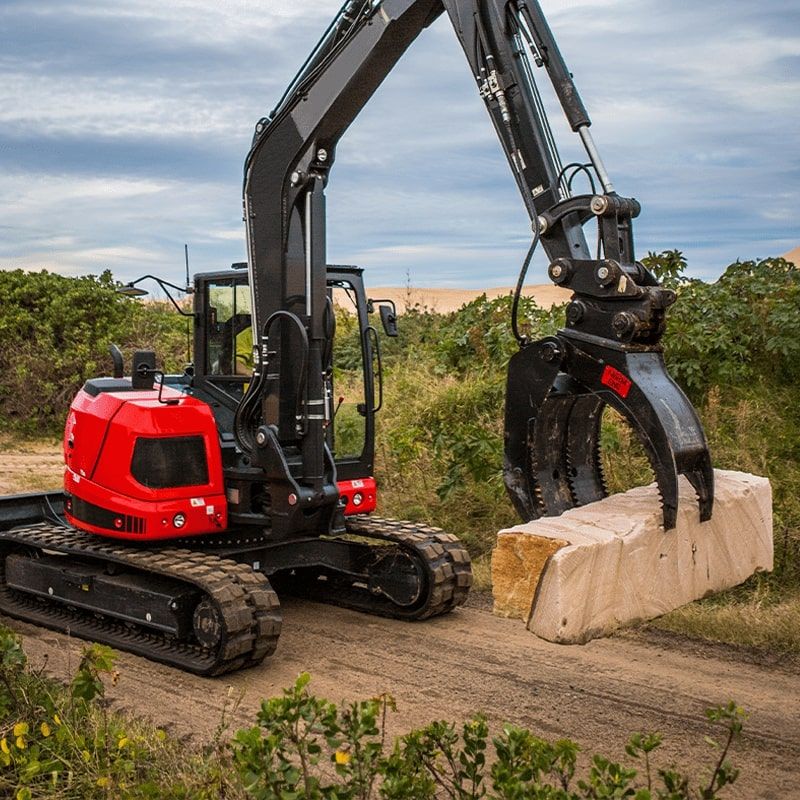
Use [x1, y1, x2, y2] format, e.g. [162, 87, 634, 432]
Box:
[0, 496, 469, 675]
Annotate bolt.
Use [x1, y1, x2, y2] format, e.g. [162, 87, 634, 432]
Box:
[255, 429, 267, 446]
[612, 311, 637, 339]
[540, 342, 561, 362]
[317, 148, 328, 162]
[566, 301, 586, 325]
[595, 262, 616, 287]
[291, 171, 302, 186]
[548, 259, 571, 285]
[591, 195, 609, 215]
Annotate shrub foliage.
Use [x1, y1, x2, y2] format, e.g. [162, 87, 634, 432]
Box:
[0, 269, 188, 434]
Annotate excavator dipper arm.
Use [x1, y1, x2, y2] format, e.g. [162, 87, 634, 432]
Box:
[240, 0, 713, 533]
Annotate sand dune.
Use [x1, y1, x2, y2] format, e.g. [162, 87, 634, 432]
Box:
[368, 284, 571, 314]
[373, 248, 799, 314]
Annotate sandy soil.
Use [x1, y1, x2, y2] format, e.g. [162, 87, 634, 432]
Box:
[0, 441, 63, 494]
[2, 450, 799, 798]
[369, 284, 571, 314]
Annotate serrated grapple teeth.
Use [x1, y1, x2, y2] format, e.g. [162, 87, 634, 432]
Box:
[531, 394, 576, 515]
[564, 393, 607, 506]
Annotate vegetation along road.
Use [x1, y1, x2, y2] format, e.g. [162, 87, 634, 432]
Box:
[6, 591, 799, 800]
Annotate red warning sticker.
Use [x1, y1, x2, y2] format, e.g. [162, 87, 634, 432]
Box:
[601, 365, 632, 398]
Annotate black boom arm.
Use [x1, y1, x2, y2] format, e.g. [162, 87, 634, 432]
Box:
[238, 0, 713, 534]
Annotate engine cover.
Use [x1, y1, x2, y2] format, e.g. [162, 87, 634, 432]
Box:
[63, 380, 228, 541]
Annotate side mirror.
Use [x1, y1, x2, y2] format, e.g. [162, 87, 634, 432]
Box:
[368, 297, 398, 337]
[379, 304, 398, 337]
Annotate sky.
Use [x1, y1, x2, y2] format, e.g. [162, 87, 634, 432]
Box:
[1, 0, 798, 290]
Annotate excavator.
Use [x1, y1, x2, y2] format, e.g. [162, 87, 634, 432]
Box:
[0, 0, 713, 675]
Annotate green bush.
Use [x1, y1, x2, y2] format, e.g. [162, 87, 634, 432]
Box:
[0, 628, 241, 799]
[645, 252, 800, 398]
[429, 292, 564, 373]
[0, 270, 126, 433]
[0, 269, 190, 434]
[232, 674, 745, 800]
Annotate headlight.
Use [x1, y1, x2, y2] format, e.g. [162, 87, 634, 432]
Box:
[352, 493, 363, 507]
[173, 513, 186, 529]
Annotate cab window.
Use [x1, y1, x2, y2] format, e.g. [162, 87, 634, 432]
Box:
[206, 279, 252, 376]
[330, 282, 366, 460]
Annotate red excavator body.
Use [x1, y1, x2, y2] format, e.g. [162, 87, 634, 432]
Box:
[62, 378, 377, 542]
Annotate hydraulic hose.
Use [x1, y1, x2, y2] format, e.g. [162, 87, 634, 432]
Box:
[234, 310, 310, 454]
[511, 216, 541, 346]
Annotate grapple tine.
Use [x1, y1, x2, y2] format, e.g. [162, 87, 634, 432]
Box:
[504, 330, 714, 530]
[531, 393, 577, 515]
[686, 467, 714, 522]
[504, 340, 612, 520]
[564, 393, 607, 506]
[503, 338, 564, 520]
[563, 333, 714, 530]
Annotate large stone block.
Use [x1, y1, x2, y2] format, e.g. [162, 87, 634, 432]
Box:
[491, 470, 772, 644]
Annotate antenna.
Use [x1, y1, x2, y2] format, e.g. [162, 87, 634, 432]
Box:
[184, 244, 191, 364]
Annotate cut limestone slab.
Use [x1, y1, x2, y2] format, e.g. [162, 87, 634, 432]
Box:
[491, 470, 772, 644]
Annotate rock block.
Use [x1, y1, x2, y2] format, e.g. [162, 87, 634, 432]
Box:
[491, 470, 772, 644]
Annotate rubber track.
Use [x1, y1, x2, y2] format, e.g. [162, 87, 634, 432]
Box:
[0, 523, 281, 677]
[291, 516, 473, 620]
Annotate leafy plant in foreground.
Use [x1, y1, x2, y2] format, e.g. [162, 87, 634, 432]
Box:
[0, 630, 748, 800]
[233, 674, 745, 800]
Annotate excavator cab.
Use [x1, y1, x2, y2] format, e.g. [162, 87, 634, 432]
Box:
[59, 263, 384, 542]
[191, 264, 382, 523]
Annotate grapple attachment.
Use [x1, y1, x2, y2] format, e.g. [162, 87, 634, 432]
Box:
[504, 223, 714, 531]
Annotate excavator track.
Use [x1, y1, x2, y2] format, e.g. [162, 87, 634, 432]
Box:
[0, 522, 281, 677]
[276, 516, 472, 620]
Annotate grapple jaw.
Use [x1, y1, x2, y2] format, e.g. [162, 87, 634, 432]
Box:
[504, 334, 713, 530]
[504, 261, 713, 531]
[503, 186, 715, 529]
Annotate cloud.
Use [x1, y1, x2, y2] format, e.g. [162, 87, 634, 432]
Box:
[0, 0, 797, 289]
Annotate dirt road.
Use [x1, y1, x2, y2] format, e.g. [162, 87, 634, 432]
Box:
[0, 442, 63, 495]
[6, 597, 799, 800]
